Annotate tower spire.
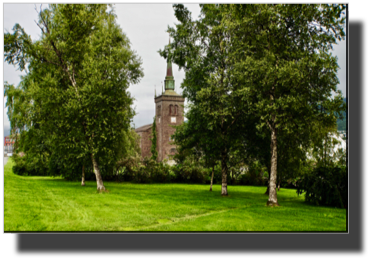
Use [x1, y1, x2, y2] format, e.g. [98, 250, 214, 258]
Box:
[166, 35, 173, 77]
[163, 36, 179, 96]
[166, 57, 173, 77]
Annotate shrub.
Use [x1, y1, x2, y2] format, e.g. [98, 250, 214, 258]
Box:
[296, 165, 347, 208]
[151, 161, 173, 183]
[173, 157, 209, 184]
[118, 157, 175, 183]
[235, 162, 268, 186]
[12, 152, 49, 176]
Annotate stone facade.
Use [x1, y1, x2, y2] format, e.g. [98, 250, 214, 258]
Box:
[135, 54, 184, 162]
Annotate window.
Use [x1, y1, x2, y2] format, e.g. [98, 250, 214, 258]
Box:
[175, 105, 178, 115]
[170, 148, 176, 154]
[157, 105, 161, 116]
[169, 104, 173, 115]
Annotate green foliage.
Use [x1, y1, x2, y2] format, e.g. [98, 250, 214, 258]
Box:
[135, 158, 173, 183]
[4, 4, 143, 184]
[116, 157, 174, 183]
[297, 165, 347, 208]
[172, 155, 209, 183]
[308, 129, 347, 167]
[162, 4, 346, 200]
[238, 161, 269, 186]
[150, 117, 158, 161]
[114, 146, 210, 184]
[12, 153, 49, 176]
[160, 4, 245, 193]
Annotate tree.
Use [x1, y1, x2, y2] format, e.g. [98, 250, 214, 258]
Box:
[150, 116, 158, 161]
[4, 4, 144, 190]
[160, 4, 244, 196]
[172, 106, 220, 191]
[222, 4, 346, 205]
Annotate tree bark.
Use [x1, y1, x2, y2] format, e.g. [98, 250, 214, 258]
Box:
[81, 165, 85, 186]
[265, 185, 269, 195]
[210, 165, 214, 191]
[267, 126, 279, 206]
[265, 151, 272, 195]
[91, 154, 106, 191]
[221, 150, 228, 196]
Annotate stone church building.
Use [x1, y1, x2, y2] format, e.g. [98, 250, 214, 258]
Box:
[135, 57, 184, 163]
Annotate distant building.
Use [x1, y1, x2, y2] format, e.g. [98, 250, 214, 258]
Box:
[4, 135, 15, 154]
[135, 52, 185, 163]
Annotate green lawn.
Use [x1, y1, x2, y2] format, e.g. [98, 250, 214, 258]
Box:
[4, 158, 347, 231]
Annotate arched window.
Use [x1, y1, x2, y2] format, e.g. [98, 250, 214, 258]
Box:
[170, 148, 176, 154]
[169, 104, 173, 115]
[157, 105, 161, 116]
[174, 105, 178, 116]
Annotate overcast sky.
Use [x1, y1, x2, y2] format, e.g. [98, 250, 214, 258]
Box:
[2, 3, 346, 136]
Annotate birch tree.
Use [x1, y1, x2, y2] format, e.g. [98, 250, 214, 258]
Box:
[4, 4, 143, 191]
[223, 4, 346, 205]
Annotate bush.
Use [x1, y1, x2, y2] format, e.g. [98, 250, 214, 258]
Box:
[12, 152, 49, 176]
[296, 165, 347, 208]
[12, 155, 27, 175]
[173, 157, 209, 184]
[116, 157, 176, 183]
[151, 161, 174, 183]
[235, 162, 268, 186]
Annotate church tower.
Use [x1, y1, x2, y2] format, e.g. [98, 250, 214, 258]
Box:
[154, 47, 185, 162]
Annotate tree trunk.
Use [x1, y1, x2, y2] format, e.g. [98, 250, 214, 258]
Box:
[264, 150, 272, 195]
[267, 126, 279, 206]
[81, 165, 85, 186]
[221, 150, 228, 196]
[91, 154, 106, 191]
[210, 165, 214, 191]
[265, 185, 269, 195]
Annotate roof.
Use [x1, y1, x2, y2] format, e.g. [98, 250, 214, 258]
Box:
[163, 89, 181, 96]
[134, 123, 153, 132]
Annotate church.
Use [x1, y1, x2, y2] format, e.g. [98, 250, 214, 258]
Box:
[135, 56, 185, 163]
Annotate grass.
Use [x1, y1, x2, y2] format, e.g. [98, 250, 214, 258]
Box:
[4, 158, 347, 232]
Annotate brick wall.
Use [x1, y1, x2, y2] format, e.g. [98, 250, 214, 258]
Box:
[137, 128, 153, 159]
[155, 94, 184, 162]
[135, 94, 184, 162]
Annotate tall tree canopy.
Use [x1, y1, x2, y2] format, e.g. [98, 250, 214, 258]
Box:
[162, 4, 345, 204]
[160, 4, 245, 196]
[4, 4, 144, 190]
[222, 4, 346, 205]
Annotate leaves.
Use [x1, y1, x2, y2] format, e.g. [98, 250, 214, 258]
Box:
[4, 4, 144, 181]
